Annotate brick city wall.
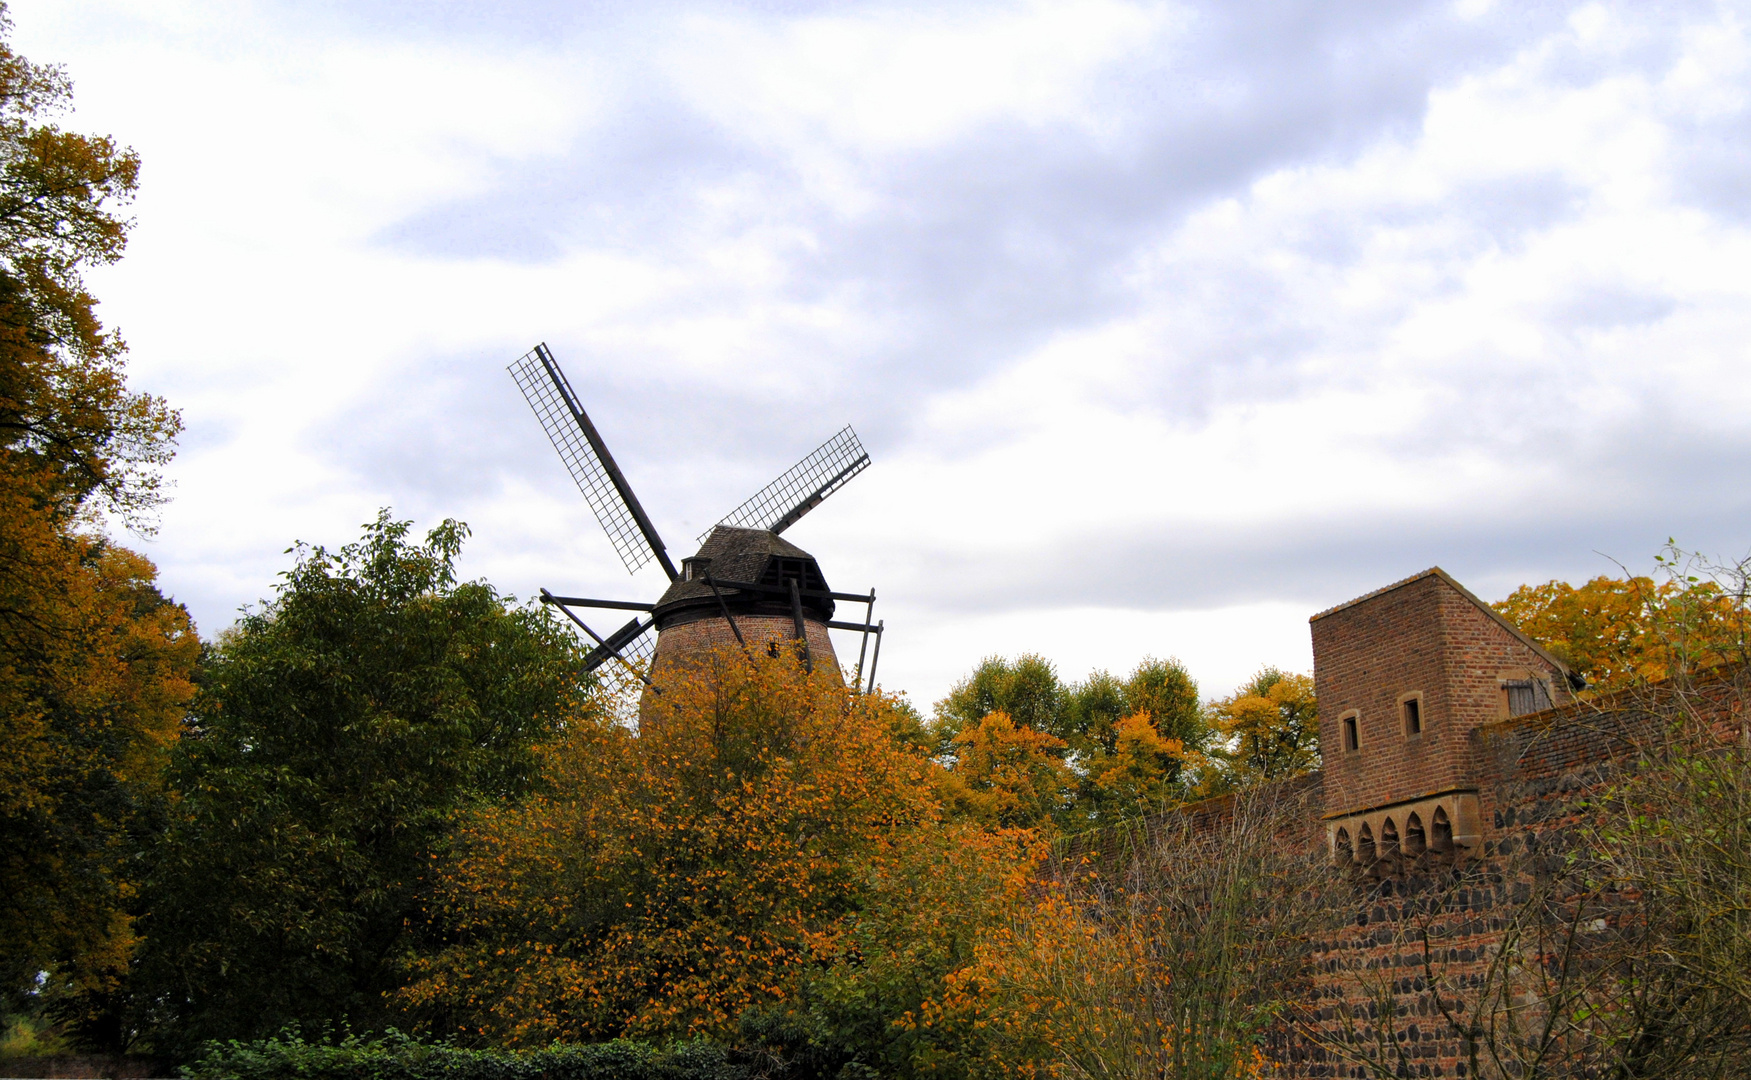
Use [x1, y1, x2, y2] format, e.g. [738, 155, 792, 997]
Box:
[1104, 566, 1681, 1077]
[1280, 700, 1654, 1078]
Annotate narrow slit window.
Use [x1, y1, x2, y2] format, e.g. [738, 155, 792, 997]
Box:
[1342, 714, 1360, 752]
[1403, 697, 1422, 736]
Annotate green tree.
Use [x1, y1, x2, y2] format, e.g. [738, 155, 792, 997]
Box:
[134, 512, 587, 1058]
[933, 655, 1211, 827]
[930, 653, 1064, 755]
[1062, 658, 1206, 823]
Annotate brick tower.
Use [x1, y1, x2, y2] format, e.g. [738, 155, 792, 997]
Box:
[1310, 568, 1573, 867]
[647, 526, 841, 680]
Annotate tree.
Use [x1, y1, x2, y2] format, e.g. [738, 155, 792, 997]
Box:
[133, 513, 585, 1057]
[1062, 658, 1206, 823]
[0, 5, 170, 527]
[1202, 668, 1318, 794]
[931, 653, 1064, 755]
[936, 784, 1333, 1080]
[1495, 555, 1750, 694]
[738, 822, 1044, 1079]
[1082, 711, 1193, 820]
[400, 645, 944, 1046]
[938, 711, 1078, 830]
[933, 655, 1211, 827]
[0, 540, 197, 1041]
[0, 3, 189, 1044]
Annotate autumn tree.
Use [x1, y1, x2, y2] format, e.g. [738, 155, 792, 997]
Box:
[1201, 668, 1318, 794]
[1061, 658, 1206, 824]
[400, 646, 947, 1047]
[0, 541, 197, 1044]
[937, 710, 1078, 829]
[938, 784, 1333, 1079]
[934, 654, 1209, 828]
[740, 822, 1045, 1078]
[133, 513, 585, 1058]
[0, 3, 193, 1044]
[1495, 551, 1751, 694]
[931, 653, 1065, 754]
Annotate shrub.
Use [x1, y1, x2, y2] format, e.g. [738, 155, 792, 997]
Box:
[180, 1029, 746, 1080]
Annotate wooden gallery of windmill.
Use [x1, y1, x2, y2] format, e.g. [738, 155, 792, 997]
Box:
[508, 344, 883, 716]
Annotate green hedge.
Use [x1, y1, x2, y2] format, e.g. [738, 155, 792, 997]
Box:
[181, 1030, 748, 1080]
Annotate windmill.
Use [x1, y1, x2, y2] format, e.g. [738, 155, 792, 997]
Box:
[508, 343, 884, 704]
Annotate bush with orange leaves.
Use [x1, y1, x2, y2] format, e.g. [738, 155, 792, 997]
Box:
[400, 645, 981, 1048]
[926, 782, 1333, 1080]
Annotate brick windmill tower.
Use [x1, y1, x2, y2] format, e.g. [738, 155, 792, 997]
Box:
[508, 345, 884, 702]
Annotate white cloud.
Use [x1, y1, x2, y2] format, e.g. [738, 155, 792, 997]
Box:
[13, 0, 1751, 706]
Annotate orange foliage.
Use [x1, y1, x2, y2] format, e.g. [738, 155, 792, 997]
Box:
[1084, 711, 1189, 816]
[402, 646, 946, 1045]
[938, 710, 1076, 830]
[0, 477, 197, 1009]
[919, 872, 1273, 1080]
[1496, 570, 1751, 692]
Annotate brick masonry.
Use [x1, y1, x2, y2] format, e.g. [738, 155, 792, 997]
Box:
[649, 612, 840, 679]
[1102, 568, 1684, 1077]
[1312, 568, 1571, 823]
[639, 613, 843, 726]
[1281, 700, 1656, 1078]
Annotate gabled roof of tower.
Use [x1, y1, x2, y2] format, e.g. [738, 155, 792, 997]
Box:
[1309, 566, 1570, 674]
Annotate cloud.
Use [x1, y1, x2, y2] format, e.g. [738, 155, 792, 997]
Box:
[14, 0, 1751, 704]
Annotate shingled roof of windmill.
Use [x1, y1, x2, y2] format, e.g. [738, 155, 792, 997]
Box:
[652, 526, 837, 625]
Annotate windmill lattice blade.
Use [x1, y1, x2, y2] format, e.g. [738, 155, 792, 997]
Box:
[701, 426, 870, 542]
[509, 345, 658, 576]
[582, 617, 655, 674]
[590, 625, 654, 724]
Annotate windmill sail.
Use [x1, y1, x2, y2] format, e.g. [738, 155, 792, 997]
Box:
[509, 344, 678, 580]
[700, 426, 870, 543]
[582, 616, 655, 674]
[585, 619, 655, 720]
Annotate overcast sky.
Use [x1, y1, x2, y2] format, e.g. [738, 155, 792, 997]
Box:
[17, 0, 1751, 709]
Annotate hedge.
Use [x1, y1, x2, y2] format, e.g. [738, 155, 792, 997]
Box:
[180, 1030, 749, 1080]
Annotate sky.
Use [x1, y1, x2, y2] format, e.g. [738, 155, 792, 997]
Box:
[15, 0, 1751, 710]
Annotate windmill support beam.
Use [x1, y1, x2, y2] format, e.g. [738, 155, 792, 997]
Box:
[703, 575, 749, 651]
[853, 589, 875, 692]
[541, 588, 659, 692]
[541, 595, 655, 612]
[864, 623, 889, 689]
[787, 578, 813, 673]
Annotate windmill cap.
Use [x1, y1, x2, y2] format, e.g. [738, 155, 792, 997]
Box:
[651, 526, 835, 627]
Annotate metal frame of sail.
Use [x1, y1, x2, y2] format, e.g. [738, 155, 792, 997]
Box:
[510, 343, 677, 581]
[699, 426, 870, 543]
